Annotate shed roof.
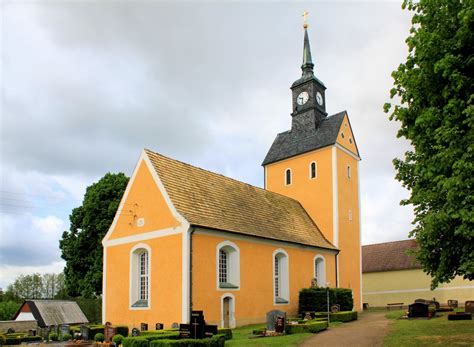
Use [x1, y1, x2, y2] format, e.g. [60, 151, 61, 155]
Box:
[145, 149, 337, 251]
[362, 239, 422, 273]
[15, 300, 88, 327]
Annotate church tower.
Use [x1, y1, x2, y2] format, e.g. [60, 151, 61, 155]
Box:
[262, 20, 362, 310]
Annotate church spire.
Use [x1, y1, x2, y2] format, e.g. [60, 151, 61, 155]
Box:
[301, 11, 314, 78]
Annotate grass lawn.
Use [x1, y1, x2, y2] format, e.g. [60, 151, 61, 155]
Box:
[384, 310, 474, 346]
[226, 321, 343, 347]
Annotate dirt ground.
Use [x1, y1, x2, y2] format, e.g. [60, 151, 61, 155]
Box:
[299, 312, 390, 347]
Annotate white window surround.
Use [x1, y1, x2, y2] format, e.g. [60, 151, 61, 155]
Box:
[130, 243, 152, 310]
[216, 241, 240, 290]
[272, 249, 289, 305]
[220, 293, 236, 328]
[284, 168, 292, 186]
[314, 255, 326, 287]
[309, 161, 317, 180]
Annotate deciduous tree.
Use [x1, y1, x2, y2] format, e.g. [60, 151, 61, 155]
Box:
[384, 0, 473, 287]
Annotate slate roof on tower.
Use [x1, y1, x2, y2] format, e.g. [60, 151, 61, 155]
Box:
[262, 111, 347, 165]
[145, 149, 337, 250]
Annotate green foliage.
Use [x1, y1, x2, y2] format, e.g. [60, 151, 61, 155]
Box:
[89, 325, 105, 338]
[298, 287, 353, 313]
[3, 273, 66, 300]
[142, 333, 180, 341]
[60, 172, 129, 297]
[74, 298, 102, 324]
[62, 333, 72, 341]
[314, 311, 358, 322]
[0, 334, 41, 346]
[113, 334, 125, 345]
[123, 337, 149, 347]
[285, 321, 327, 334]
[94, 333, 105, 342]
[49, 332, 59, 341]
[149, 334, 225, 347]
[0, 301, 21, 320]
[116, 326, 129, 337]
[385, 0, 474, 287]
[217, 328, 232, 340]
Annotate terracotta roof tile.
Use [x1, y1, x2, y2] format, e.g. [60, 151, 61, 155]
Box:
[362, 239, 422, 273]
[145, 149, 336, 250]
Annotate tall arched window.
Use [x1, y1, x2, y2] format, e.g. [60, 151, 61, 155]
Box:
[273, 249, 289, 304]
[130, 244, 151, 308]
[310, 162, 317, 179]
[314, 255, 326, 287]
[347, 165, 352, 179]
[285, 169, 292, 186]
[217, 241, 240, 289]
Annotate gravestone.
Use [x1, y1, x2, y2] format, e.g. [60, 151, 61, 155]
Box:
[179, 310, 217, 339]
[414, 298, 427, 304]
[331, 304, 340, 313]
[80, 324, 90, 341]
[140, 323, 148, 332]
[303, 312, 312, 320]
[131, 328, 140, 337]
[178, 324, 192, 339]
[266, 310, 286, 331]
[448, 300, 458, 308]
[408, 302, 429, 318]
[104, 322, 116, 342]
[59, 324, 70, 338]
[6, 328, 15, 334]
[465, 301, 474, 314]
[28, 329, 36, 336]
[171, 322, 179, 329]
[275, 316, 285, 333]
[155, 323, 164, 330]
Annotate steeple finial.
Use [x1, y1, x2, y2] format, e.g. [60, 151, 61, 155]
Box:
[301, 11, 314, 78]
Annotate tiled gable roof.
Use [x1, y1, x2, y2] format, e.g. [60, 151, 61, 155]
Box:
[15, 300, 88, 327]
[362, 239, 422, 273]
[262, 111, 347, 165]
[145, 149, 336, 250]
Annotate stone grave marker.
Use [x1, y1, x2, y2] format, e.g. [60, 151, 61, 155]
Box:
[179, 310, 217, 339]
[171, 322, 179, 329]
[275, 315, 285, 333]
[59, 324, 70, 339]
[131, 328, 140, 337]
[266, 310, 286, 331]
[155, 323, 163, 330]
[80, 324, 90, 341]
[448, 300, 458, 308]
[140, 323, 148, 331]
[28, 329, 36, 336]
[465, 301, 474, 314]
[331, 304, 340, 313]
[408, 302, 429, 318]
[104, 322, 116, 342]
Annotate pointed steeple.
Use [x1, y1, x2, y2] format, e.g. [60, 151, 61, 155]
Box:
[301, 28, 314, 78]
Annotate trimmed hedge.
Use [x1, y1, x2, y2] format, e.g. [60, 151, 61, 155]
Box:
[113, 334, 125, 345]
[90, 324, 105, 338]
[314, 311, 358, 322]
[149, 334, 225, 347]
[123, 337, 149, 347]
[0, 334, 42, 345]
[217, 329, 232, 340]
[141, 330, 178, 336]
[286, 321, 328, 335]
[299, 287, 353, 313]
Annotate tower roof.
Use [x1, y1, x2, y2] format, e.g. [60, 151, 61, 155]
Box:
[292, 27, 325, 89]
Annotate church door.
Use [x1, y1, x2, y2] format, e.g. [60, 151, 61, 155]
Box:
[223, 297, 231, 328]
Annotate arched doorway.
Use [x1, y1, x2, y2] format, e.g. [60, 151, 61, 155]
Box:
[221, 294, 235, 328]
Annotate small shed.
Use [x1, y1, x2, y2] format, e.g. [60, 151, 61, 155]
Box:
[13, 300, 88, 328]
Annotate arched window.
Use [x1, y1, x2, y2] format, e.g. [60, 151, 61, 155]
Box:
[217, 241, 240, 289]
[310, 162, 317, 179]
[285, 169, 292, 186]
[273, 249, 289, 304]
[314, 255, 326, 287]
[347, 165, 352, 179]
[130, 244, 151, 308]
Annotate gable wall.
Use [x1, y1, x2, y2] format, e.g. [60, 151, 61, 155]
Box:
[335, 115, 358, 155]
[191, 230, 337, 327]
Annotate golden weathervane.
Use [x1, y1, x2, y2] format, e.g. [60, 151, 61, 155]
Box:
[303, 10, 309, 29]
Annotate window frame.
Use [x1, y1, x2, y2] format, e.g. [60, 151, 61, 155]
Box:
[216, 241, 240, 290]
[272, 249, 289, 305]
[285, 168, 292, 186]
[130, 243, 152, 310]
[314, 255, 326, 288]
[309, 161, 317, 180]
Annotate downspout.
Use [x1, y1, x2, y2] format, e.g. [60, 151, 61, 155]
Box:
[189, 227, 195, 322]
[335, 251, 340, 288]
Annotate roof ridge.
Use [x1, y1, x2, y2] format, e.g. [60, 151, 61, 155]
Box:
[144, 148, 311, 204]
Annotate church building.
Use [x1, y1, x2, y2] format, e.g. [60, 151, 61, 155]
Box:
[102, 23, 361, 329]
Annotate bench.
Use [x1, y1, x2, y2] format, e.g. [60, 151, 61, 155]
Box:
[387, 303, 404, 310]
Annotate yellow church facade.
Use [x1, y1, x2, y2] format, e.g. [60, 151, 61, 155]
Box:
[102, 25, 361, 329]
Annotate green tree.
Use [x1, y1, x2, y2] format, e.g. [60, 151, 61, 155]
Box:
[384, 0, 473, 288]
[60, 172, 129, 297]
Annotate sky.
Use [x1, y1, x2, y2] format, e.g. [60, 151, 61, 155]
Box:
[0, 1, 414, 289]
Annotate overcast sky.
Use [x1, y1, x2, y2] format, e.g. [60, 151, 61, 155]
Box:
[0, 1, 414, 289]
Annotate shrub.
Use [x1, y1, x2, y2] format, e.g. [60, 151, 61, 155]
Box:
[21, 336, 42, 343]
[116, 326, 129, 337]
[113, 334, 125, 345]
[62, 333, 72, 341]
[94, 333, 105, 342]
[217, 328, 232, 340]
[0, 334, 6, 345]
[49, 332, 59, 341]
[314, 311, 358, 322]
[286, 321, 327, 334]
[90, 324, 105, 338]
[298, 287, 354, 314]
[149, 334, 225, 347]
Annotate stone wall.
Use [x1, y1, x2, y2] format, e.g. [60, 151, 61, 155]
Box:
[0, 320, 38, 333]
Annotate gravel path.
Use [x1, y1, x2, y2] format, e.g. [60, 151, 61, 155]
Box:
[299, 312, 391, 347]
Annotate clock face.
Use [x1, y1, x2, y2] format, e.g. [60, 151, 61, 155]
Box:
[316, 92, 324, 106]
[297, 91, 309, 105]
